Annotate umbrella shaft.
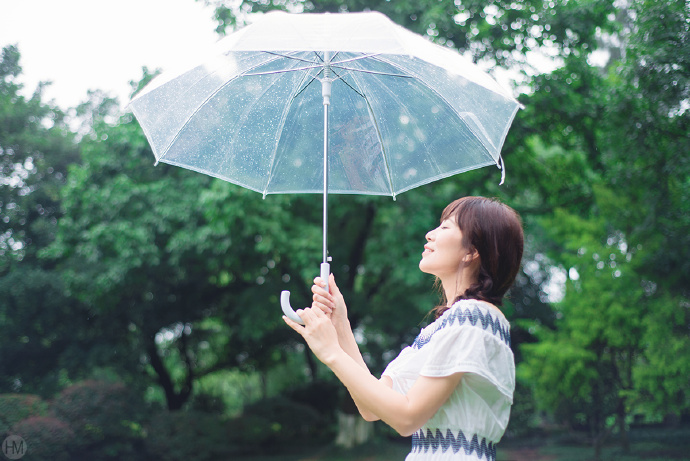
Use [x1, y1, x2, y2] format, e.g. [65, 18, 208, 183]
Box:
[323, 93, 329, 264]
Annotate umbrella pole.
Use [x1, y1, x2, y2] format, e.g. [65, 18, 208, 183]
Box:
[321, 56, 332, 290]
[323, 93, 329, 265]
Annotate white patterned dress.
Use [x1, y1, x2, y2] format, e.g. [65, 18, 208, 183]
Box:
[382, 299, 515, 461]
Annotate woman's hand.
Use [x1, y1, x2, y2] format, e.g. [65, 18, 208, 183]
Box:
[283, 307, 342, 366]
[311, 273, 348, 330]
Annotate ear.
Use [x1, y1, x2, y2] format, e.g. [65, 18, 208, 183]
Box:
[463, 247, 480, 263]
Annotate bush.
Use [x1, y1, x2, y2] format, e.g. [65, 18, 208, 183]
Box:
[225, 396, 331, 453]
[145, 410, 233, 461]
[504, 381, 540, 439]
[0, 394, 49, 437]
[285, 380, 340, 419]
[50, 380, 146, 460]
[9, 416, 74, 461]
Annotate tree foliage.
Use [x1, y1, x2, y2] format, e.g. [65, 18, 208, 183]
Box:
[0, 45, 85, 395]
[516, 1, 690, 456]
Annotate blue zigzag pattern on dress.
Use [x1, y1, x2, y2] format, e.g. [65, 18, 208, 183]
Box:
[411, 428, 496, 460]
[412, 305, 511, 349]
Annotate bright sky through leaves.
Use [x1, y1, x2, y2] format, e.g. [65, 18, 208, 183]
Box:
[0, 0, 218, 109]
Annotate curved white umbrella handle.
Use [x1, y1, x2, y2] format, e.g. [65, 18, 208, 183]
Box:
[281, 291, 304, 324]
[280, 263, 330, 326]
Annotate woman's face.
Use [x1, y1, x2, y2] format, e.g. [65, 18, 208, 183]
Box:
[419, 218, 469, 278]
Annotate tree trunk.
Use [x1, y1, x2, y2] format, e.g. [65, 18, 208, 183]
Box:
[304, 345, 318, 381]
[617, 398, 630, 453]
[335, 392, 374, 448]
[593, 438, 602, 461]
[592, 426, 613, 461]
[147, 336, 192, 411]
[335, 411, 374, 448]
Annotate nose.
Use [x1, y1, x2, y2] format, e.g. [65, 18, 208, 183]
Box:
[425, 228, 435, 241]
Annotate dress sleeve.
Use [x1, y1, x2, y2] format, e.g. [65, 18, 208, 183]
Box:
[419, 322, 514, 396]
[381, 345, 417, 394]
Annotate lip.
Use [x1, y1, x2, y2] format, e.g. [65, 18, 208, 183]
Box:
[422, 245, 434, 255]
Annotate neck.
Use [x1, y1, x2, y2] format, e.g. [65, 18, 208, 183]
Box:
[441, 272, 475, 307]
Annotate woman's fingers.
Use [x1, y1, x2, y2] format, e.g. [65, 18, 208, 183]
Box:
[312, 278, 330, 297]
[297, 307, 327, 325]
[284, 308, 314, 330]
[311, 284, 332, 301]
[312, 291, 333, 307]
[303, 307, 326, 323]
[310, 306, 328, 319]
[285, 307, 341, 365]
[282, 315, 304, 334]
[328, 273, 341, 296]
[312, 278, 334, 314]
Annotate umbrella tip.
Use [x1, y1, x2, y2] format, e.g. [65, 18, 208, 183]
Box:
[498, 154, 505, 185]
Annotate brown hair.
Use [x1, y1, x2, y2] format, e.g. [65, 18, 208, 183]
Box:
[431, 196, 524, 319]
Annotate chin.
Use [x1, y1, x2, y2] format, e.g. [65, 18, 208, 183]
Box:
[418, 260, 434, 275]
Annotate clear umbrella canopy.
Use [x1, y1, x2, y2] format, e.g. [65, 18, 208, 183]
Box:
[129, 11, 520, 198]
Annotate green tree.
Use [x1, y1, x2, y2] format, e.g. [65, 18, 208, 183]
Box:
[521, 209, 645, 458]
[0, 45, 85, 395]
[0, 45, 78, 266]
[602, 0, 690, 296]
[44, 102, 214, 409]
[43, 78, 316, 409]
[519, 1, 689, 458]
[601, 0, 690, 422]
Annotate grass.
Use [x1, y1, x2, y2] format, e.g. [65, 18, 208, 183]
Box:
[498, 425, 690, 461]
[231, 439, 410, 461]
[233, 426, 690, 461]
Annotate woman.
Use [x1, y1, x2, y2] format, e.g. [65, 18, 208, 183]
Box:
[283, 196, 524, 461]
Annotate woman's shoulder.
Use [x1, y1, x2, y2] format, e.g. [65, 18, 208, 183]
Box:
[448, 298, 508, 322]
[438, 299, 511, 345]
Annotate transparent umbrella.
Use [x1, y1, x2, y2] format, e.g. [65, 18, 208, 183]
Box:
[128, 11, 522, 323]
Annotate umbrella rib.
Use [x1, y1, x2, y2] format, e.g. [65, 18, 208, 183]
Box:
[330, 68, 365, 99]
[215, 72, 295, 179]
[156, 53, 287, 162]
[331, 65, 413, 79]
[264, 51, 321, 65]
[373, 54, 496, 162]
[292, 73, 321, 100]
[263, 69, 319, 195]
[330, 53, 382, 65]
[351, 62, 446, 183]
[386, 87, 445, 176]
[243, 64, 325, 76]
[343, 55, 442, 191]
[346, 71, 397, 197]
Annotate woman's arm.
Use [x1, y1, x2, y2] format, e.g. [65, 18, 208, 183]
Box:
[334, 316, 389, 421]
[329, 349, 463, 436]
[311, 275, 384, 421]
[284, 306, 463, 436]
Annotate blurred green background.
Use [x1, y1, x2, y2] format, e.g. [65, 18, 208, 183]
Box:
[1, 0, 688, 460]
